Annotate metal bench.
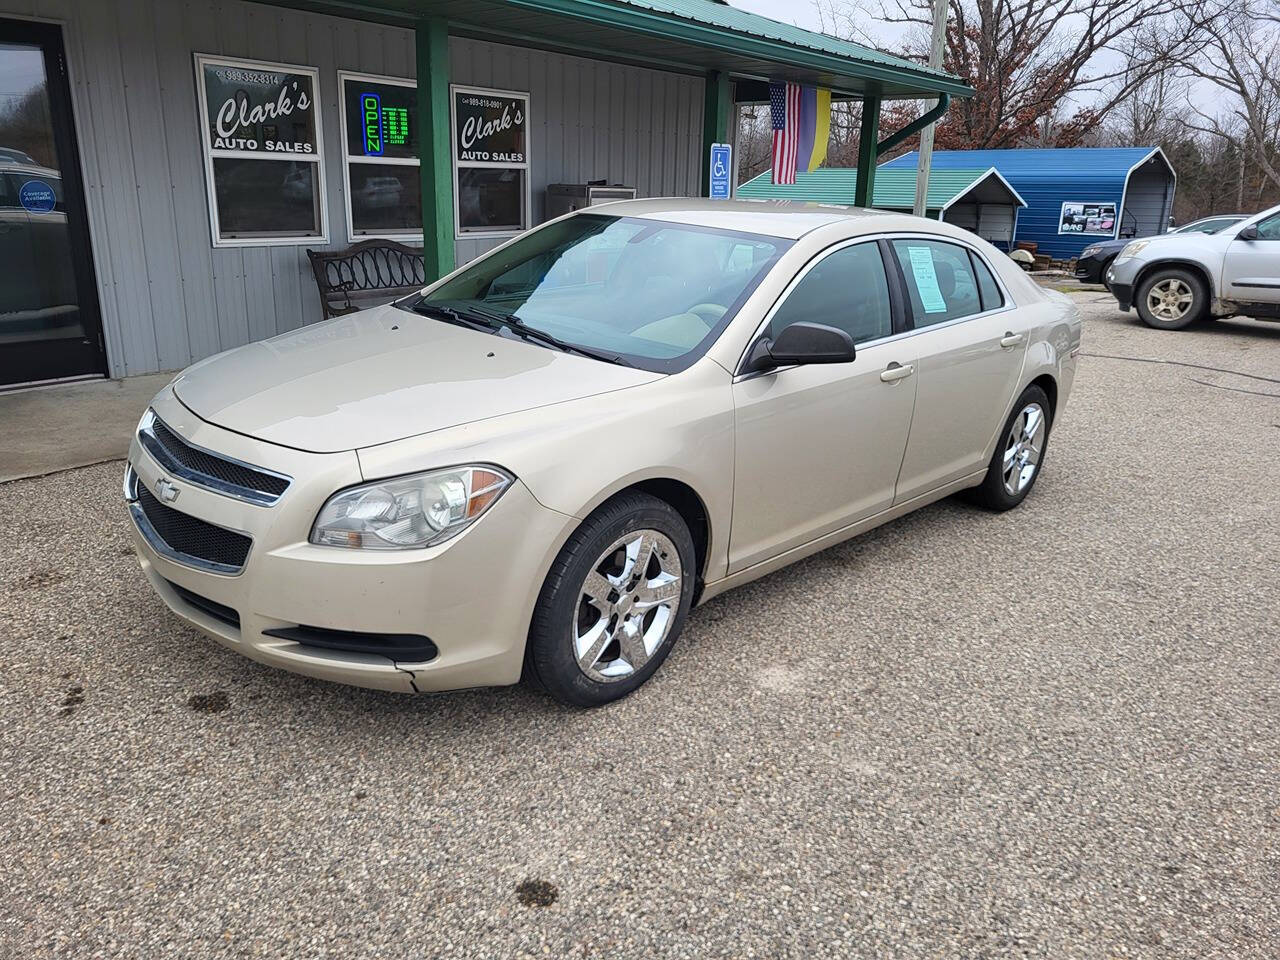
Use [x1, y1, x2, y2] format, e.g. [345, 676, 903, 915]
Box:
[306, 240, 428, 321]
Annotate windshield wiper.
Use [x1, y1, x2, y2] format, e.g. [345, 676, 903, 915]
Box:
[451, 302, 633, 368]
[410, 301, 492, 332]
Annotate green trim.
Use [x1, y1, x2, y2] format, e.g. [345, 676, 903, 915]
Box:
[701, 71, 732, 196]
[854, 97, 880, 208]
[877, 94, 950, 155]
[416, 17, 454, 279]
[498, 0, 974, 98]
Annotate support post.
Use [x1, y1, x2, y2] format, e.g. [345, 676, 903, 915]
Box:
[853, 95, 881, 209]
[914, 0, 949, 216]
[701, 71, 732, 196]
[416, 17, 454, 280]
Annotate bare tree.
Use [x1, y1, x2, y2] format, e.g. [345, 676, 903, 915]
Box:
[821, 0, 1208, 149]
[1104, 69, 1190, 146]
[1176, 0, 1280, 192]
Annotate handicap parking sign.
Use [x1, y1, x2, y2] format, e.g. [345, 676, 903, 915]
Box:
[709, 143, 732, 199]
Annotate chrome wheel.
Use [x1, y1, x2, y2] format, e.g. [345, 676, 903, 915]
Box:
[1002, 402, 1046, 496]
[1146, 278, 1194, 322]
[574, 529, 682, 683]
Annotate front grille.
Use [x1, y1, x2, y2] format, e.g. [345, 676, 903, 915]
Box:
[135, 482, 252, 572]
[141, 413, 290, 505]
[166, 579, 241, 629]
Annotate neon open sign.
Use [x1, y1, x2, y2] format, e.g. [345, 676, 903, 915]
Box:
[361, 92, 410, 156]
[362, 92, 383, 156]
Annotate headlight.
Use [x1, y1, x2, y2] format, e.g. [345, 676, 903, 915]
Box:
[1081, 245, 1101, 257]
[310, 465, 512, 550]
[1116, 240, 1150, 261]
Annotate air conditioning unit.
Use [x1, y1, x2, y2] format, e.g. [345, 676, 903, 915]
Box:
[545, 182, 637, 218]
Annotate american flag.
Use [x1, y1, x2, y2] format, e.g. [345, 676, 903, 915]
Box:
[770, 81, 801, 185]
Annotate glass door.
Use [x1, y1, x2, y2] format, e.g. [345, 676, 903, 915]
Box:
[0, 18, 105, 387]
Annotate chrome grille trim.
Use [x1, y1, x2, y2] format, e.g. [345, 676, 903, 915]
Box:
[137, 409, 292, 507]
[124, 466, 252, 576]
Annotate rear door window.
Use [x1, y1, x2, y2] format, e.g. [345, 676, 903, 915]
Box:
[890, 239, 983, 327]
[970, 252, 1004, 312]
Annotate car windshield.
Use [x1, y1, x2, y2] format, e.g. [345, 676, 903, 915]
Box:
[407, 214, 790, 372]
[1175, 218, 1241, 234]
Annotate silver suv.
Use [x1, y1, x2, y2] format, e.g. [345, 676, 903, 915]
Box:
[1106, 203, 1280, 329]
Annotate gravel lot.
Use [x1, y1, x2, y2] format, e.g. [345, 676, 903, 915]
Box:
[3, 291, 1278, 958]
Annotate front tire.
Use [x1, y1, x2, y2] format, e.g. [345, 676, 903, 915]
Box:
[969, 385, 1051, 511]
[524, 493, 696, 707]
[1135, 267, 1207, 330]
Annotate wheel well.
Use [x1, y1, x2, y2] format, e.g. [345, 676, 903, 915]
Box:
[626, 479, 710, 593]
[1134, 260, 1213, 299]
[1029, 373, 1058, 423]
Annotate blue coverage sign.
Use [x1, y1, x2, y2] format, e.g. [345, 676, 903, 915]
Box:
[709, 142, 732, 199]
[19, 179, 56, 215]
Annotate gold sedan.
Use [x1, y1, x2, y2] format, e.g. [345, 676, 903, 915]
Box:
[124, 200, 1081, 706]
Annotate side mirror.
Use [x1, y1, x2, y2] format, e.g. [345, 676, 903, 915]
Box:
[747, 321, 856, 372]
[1237, 225, 1259, 241]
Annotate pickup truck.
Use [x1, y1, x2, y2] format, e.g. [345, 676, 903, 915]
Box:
[1106, 203, 1280, 329]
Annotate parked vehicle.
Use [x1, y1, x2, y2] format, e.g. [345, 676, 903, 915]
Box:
[1107, 203, 1280, 329]
[124, 199, 1082, 706]
[1074, 215, 1247, 286]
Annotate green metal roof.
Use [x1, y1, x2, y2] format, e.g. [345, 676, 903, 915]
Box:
[608, 0, 958, 85]
[280, 0, 972, 98]
[736, 166, 1024, 210]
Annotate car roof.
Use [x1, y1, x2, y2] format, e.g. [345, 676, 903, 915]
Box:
[586, 197, 903, 240]
[0, 159, 60, 178]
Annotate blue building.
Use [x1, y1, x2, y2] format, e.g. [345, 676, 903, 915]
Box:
[881, 148, 1176, 259]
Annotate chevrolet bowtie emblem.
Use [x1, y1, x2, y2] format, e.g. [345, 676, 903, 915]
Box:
[156, 478, 181, 503]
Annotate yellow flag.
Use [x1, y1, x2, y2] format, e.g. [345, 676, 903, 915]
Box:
[808, 88, 831, 172]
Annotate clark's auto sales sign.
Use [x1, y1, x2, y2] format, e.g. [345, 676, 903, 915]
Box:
[201, 57, 318, 156]
[454, 89, 528, 164]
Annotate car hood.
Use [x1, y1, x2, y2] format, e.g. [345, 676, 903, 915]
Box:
[173, 304, 662, 453]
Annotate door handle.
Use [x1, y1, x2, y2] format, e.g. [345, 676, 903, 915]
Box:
[880, 362, 914, 383]
[1000, 332, 1025, 348]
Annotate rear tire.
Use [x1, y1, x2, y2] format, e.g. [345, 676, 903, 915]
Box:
[524, 493, 695, 707]
[1135, 267, 1207, 330]
[969, 385, 1052, 512]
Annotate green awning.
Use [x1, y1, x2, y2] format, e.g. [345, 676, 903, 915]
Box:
[269, 0, 972, 99]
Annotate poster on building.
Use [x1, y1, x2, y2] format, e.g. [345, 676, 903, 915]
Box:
[1058, 201, 1117, 236]
[453, 88, 528, 165]
[199, 56, 319, 156]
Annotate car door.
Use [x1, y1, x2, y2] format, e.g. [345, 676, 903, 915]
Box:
[729, 239, 917, 573]
[888, 237, 1028, 504]
[1220, 212, 1280, 304]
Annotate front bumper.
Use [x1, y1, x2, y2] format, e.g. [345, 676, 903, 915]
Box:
[1105, 256, 1143, 311]
[125, 389, 574, 694]
[1073, 254, 1108, 284]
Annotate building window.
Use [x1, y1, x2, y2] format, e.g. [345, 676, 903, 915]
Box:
[195, 54, 327, 247]
[338, 71, 422, 242]
[451, 85, 530, 239]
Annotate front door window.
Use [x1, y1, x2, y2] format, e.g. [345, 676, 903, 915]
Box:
[0, 20, 105, 386]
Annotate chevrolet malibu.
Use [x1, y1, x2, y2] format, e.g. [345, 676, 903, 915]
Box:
[125, 199, 1081, 707]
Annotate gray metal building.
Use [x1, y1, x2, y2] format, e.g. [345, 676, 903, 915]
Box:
[0, 0, 970, 388]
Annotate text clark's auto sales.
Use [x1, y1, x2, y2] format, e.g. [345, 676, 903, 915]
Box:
[0, 0, 971, 389]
